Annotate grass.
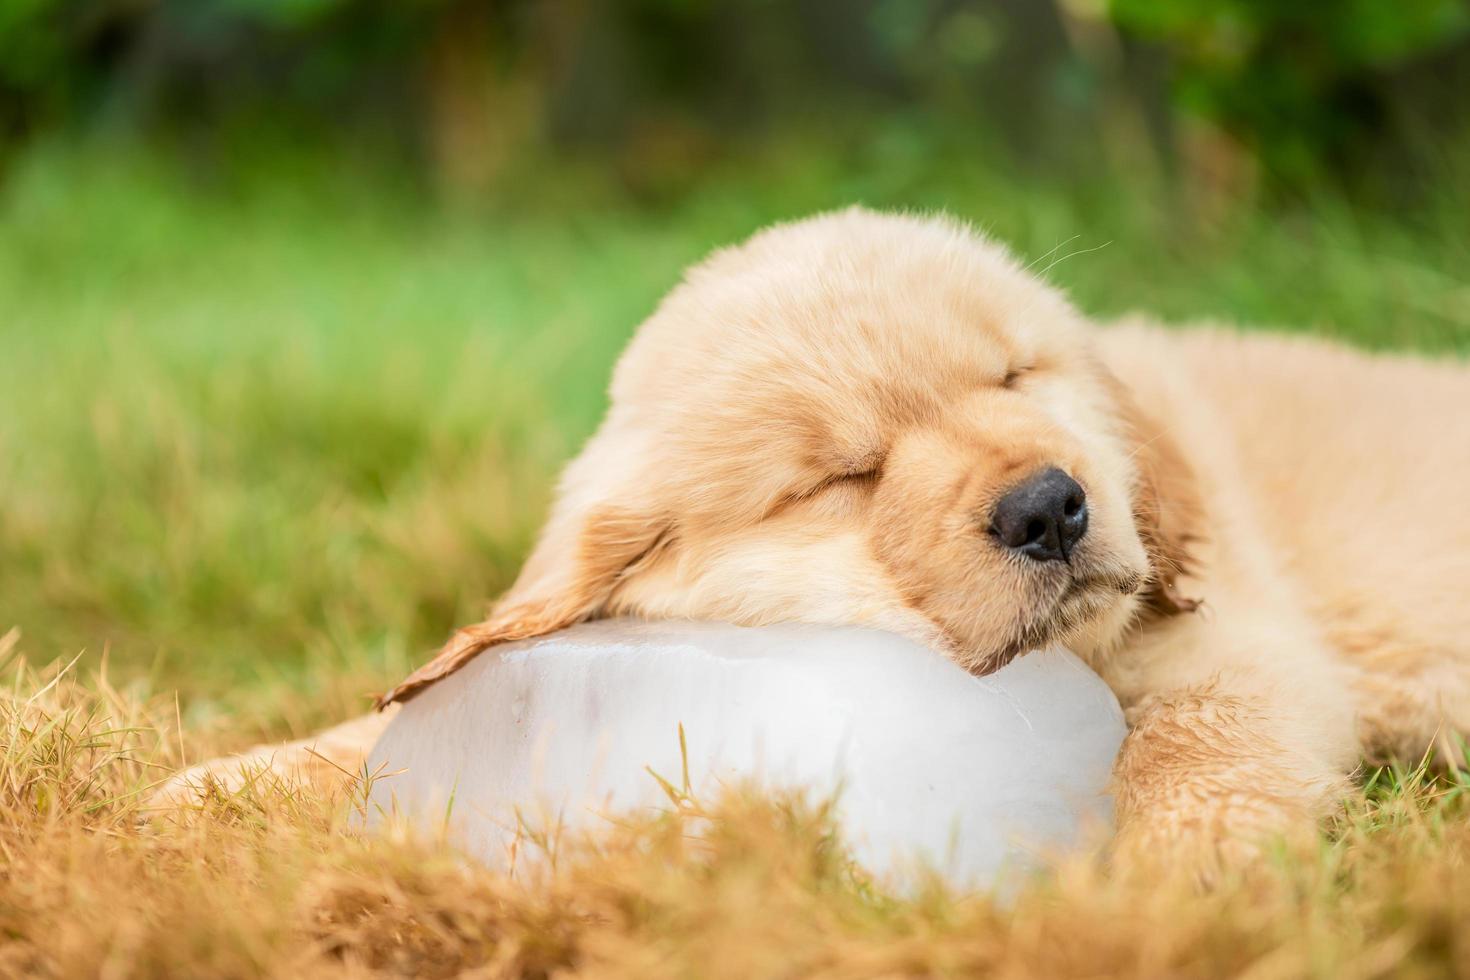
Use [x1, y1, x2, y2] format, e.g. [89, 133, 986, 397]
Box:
[1, 134, 1468, 975]
[2, 651, 1469, 977]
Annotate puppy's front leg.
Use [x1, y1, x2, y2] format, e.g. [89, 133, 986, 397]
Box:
[1110, 682, 1347, 882]
[149, 708, 398, 808]
[1102, 611, 1357, 882]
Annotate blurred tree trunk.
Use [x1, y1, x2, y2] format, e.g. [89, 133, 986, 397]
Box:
[423, 0, 589, 201]
[979, 0, 1075, 163]
[424, 0, 521, 200]
[1051, 0, 1165, 180]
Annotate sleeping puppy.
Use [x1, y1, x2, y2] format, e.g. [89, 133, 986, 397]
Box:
[159, 208, 1470, 873]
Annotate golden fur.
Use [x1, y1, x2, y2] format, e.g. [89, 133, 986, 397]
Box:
[158, 209, 1470, 875]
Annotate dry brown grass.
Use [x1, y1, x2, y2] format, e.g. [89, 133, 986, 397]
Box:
[3, 637, 1469, 979]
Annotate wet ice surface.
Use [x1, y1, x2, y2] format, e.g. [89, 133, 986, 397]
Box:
[366, 619, 1125, 888]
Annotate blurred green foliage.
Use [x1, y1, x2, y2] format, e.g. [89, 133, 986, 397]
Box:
[2, 0, 1468, 195]
[1108, 0, 1470, 182]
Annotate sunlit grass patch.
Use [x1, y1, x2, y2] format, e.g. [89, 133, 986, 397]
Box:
[2, 147, 1466, 729]
[1, 144, 1468, 975]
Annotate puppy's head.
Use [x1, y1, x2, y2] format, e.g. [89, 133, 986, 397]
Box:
[380, 209, 1198, 706]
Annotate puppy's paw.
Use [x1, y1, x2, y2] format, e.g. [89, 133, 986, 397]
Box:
[146, 711, 393, 816]
[1110, 688, 1345, 888]
[1109, 797, 1316, 889]
[145, 749, 298, 814]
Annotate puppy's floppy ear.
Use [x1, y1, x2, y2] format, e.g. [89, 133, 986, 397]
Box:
[376, 500, 671, 708]
[1103, 369, 1205, 616]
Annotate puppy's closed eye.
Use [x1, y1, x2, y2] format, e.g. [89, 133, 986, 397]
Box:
[765, 467, 881, 521]
[1001, 365, 1034, 389]
[828, 468, 882, 491]
[808, 467, 883, 498]
[820, 447, 886, 492]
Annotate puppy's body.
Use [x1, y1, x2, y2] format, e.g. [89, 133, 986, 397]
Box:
[159, 210, 1470, 873]
[1098, 324, 1470, 860]
[1105, 325, 1470, 762]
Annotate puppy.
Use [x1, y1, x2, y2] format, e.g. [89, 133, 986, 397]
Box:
[159, 209, 1470, 873]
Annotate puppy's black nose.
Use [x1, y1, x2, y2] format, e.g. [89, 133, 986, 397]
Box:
[990, 467, 1088, 563]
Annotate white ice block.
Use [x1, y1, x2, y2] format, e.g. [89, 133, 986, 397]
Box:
[366, 619, 1125, 887]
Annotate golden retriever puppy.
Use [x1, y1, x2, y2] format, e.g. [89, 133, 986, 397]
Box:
[158, 209, 1470, 874]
